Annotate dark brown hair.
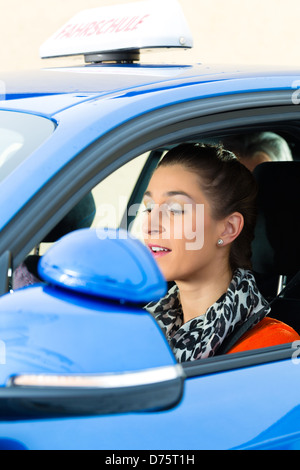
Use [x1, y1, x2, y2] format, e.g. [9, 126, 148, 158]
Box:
[157, 143, 258, 271]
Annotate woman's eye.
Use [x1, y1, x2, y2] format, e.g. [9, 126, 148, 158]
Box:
[168, 204, 184, 214]
[170, 209, 184, 215]
[143, 203, 154, 213]
[142, 202, 185, 214]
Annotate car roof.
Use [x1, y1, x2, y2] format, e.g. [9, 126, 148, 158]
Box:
[1, 62, 300, 116]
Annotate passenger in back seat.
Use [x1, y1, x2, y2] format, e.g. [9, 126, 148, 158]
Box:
[223, 132, 293, 172]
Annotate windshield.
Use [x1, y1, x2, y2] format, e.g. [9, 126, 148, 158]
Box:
[0, 111, 55, 183]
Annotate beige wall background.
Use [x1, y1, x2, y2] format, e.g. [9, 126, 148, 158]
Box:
[0, 0, 299, 72]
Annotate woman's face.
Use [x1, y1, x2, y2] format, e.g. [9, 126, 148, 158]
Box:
[142, 164, 225, 283]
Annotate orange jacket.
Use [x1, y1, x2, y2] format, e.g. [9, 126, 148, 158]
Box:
[227, 317, 300, 354]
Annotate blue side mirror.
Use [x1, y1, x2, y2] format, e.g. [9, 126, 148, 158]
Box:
[38, 228, 167, 304]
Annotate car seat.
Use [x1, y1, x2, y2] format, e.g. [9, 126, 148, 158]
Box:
[13, 192, 96, 289]
[252, 161, 300, 300]
[226, 161, 300, 354]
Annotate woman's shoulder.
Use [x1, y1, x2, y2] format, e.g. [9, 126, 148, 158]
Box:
[227, 317, 300, 354]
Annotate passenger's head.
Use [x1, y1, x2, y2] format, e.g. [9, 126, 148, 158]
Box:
[142, 143, 257, 282]
[223, 132, 293, 172]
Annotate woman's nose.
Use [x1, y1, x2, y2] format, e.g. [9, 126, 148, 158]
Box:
[142, 205, 165, 237]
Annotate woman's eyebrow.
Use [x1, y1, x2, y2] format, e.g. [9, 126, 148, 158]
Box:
[164, 191, 193, 199]
[144, 190, 193, 199]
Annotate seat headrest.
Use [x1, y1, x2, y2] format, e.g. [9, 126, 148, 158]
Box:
[43, 192, 96, 243]
[252, 162, 300, 276]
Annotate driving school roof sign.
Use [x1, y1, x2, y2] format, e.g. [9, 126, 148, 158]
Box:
[40, 0, 193, 61]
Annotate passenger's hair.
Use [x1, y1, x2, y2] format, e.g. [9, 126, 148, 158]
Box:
[223, 131, 293, 162]
[157, 143, 258, 271]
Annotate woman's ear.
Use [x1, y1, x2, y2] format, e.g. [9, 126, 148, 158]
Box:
[219, 212, 244, 246]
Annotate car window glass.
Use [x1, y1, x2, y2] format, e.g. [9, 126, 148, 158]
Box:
[0, 111, 55, 184]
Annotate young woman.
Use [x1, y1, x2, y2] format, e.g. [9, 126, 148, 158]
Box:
[142, 143, 271, 362]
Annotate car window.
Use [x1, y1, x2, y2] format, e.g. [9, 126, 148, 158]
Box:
[37, 152, 150, 256]
[91, 152, 149, 231]
[0, 111, 56, 184]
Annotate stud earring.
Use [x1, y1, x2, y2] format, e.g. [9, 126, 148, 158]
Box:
[217, 238, 224, 246]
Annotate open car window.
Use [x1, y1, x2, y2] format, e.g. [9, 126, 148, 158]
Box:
[19, 125, 300, 369]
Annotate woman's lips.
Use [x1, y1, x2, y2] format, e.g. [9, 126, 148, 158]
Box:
[148, 244, 172, 258]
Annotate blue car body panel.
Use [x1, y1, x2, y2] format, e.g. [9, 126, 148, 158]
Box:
[0, 358, 299, 450]
[0, 58, 300, 449]
[0, 284, 175, 382]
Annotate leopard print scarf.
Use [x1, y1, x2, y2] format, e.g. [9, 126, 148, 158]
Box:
[145, 268, 270, 362]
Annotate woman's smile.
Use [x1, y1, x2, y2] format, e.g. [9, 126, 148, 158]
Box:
[148, 244, 172, 258]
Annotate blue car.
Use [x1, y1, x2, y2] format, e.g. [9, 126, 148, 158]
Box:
[0, 0, 300, 450]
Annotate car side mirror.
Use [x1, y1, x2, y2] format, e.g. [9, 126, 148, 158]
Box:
[38, 228, 167, 304]
[0, 229, 184, 420]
